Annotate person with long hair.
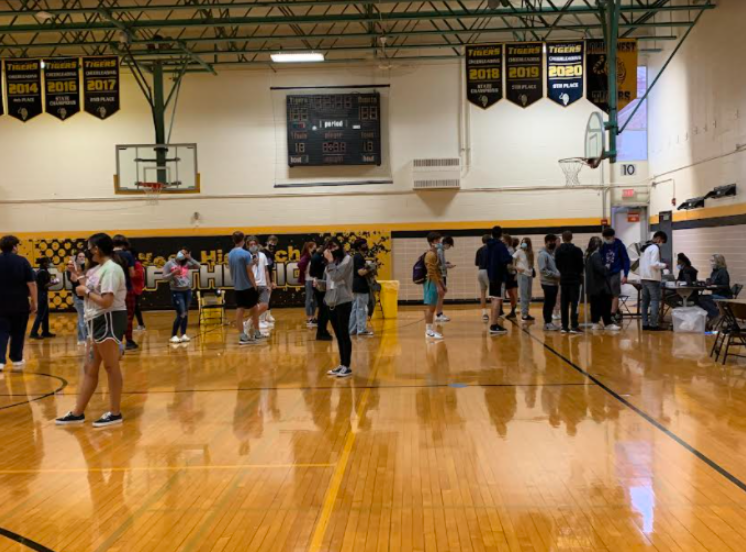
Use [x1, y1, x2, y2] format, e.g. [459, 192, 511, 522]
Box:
[513, 237, 535, 321]
[502, 233, 519, 319]
[131, 249, 146, 332]
[585, 236, 619, 331]
[298, 241, 317, 327]
[29, 256, 57, 339]
[676, 253, 699, 285]
[700, 253, 732, 321]
[56, 233, 128, 427]
[163, 247, 199, 343]
[67, 251, 88, 345]
[112, 234, 139, 351]
[324, 240, 354, 377]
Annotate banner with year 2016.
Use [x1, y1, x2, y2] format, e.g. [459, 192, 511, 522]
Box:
[546, 42, 584, 107]
[505, 43, 543, 108]
[4, 59, 43, 122]
[44, 58, 81, 121]
[82, 56, 120, 120]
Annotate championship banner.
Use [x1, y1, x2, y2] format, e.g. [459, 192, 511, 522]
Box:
[546, 42, 584, 107]
[0, 62, 4, 116]
[465, 44, 503, 109]
[4, 59, 43, 122]
[21, 231, 392, 312]
[505, 43, 543, 108]
[586, 39, 638, 113]
[82, 56, 120, 120]
[44, 58, 81, 121]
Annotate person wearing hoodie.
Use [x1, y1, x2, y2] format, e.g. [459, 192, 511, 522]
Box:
[538, 234, 561, 331]
[600, 228, 630, 321]
[485, 226, 514, 335]
[162, 248, 200, 343]
[585, 237, 619, 331]
[324, 240, 354, 378]
[639, 231, 668, 331]
[554, 231, 584, 334]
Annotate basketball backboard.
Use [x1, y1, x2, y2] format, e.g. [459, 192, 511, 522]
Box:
[585, 112, 605, 164]
[115, 143, 200, 194]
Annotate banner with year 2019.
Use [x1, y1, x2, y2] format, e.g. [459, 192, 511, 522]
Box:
[546, 42, 584, 107]
[4, 59, 43, 122]
[465, 44, 503, 109]
[586, 39, 638, 113]
[44, 58, 81, 121]
[505, 43, 543, 108]
[82, 56, 120, 120]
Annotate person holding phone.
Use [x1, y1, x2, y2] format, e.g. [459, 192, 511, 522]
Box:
[324, 241, 354, 378]
[67, 251, 89, 344]
[30, 256, 57, 339]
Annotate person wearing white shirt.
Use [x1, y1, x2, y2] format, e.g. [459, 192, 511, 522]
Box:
[512, 237, 536, 321]
[639, 231, 668, 331]
[248, 236, 273, 332]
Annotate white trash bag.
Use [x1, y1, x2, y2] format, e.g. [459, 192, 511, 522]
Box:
[672, 306, 708, 333]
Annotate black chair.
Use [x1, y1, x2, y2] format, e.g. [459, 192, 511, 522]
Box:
[732, 284, 743, 299]
[711, 302, 746, 365]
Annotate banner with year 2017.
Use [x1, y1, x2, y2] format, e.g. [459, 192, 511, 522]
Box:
[505, 43, 543, 108]
[465, 44, 503, 109]
[586, 39, 638, 113]
[82, 56, 120, 120]
[44, 58, 81, 121]
[546, 42, 584, 107]
[4, 59, 43, 122]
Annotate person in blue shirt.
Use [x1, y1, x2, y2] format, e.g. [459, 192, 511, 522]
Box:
[600, 228, 630, 321]
[228, 231, 260, 345]
[485, 226, 514, 335]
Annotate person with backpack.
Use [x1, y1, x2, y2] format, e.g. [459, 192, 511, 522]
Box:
[600, 228, 631, 321]
[485, 226, 514, 335]
[420, 232, 445, 340]
[585, 237, 619, 331]
[555, 231, 584, 334]
[435, 236, 455, 323]
[639, 231, 668, 331]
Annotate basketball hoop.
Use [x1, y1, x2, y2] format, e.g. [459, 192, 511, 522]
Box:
[137, 182, 165, 204]
[558, 157, 600, 187]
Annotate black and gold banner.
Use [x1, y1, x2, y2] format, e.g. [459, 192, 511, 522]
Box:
[546, 42, 584, 107]
[82, 56, 120, 120]
[586, 39, 638, 113]
[44, 58, 80, 121]
[465, 44, 503, 109]
[0, 62, 4, 116]
[505, 42, 543, 108]
[4, 59, 43, 122]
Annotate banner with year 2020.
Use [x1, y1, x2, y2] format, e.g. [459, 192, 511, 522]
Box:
[465, 44, 503, 109]
[4, 59, 43, 122]
[505, 43, 543, 108]
[546, 42, 584, 107]
[82, 56, 120, 120]
[44, 58, 81, 121]
[586, 39, 638, 113]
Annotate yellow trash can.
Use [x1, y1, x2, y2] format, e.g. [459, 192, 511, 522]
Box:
[378, 280, 400, 319]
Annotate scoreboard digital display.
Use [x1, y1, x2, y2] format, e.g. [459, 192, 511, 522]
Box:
[286, 93, 382, 167]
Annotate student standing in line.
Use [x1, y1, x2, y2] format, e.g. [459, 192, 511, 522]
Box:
[131, 249, 146, 332]
[163, 248, 200, 343]
[555, 231, 584, 334]
[349, 238, 374, 337]
[0, 235, 37, 372]
[486, 226, 514, 335]
[112, 235, 139, 351]
[538, 234, 561, 331]
[325, 240, 354, 378]
[639, 231, 668, 331]
[513, 237, 535, 322]
[310, 239, 333, 341]
[67, 251, 89, 345]
[298, 241, 317, 328]
[29, 256, 56, 339]
[262, 235, 279, 324]
[246, 236, 272, 331]
[56, 233, 128, 428]
[435, 236, 455, 323]
[475, 234, 491, 322]
[600, 228, 630, 321]
[502, 233, 519, 320]
[423, 232, 445, 340]
[228, 231, 261, 345]
[585, 237, 619, 331]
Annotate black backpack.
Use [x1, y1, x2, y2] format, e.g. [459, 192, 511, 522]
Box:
[412, 253, 427, 285]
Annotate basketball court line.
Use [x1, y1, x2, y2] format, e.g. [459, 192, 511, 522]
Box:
[0, 463, 335, 475]
[0, 527, 57, 552]
[513, 321, 746, 496]
[0, 373, 68, 412]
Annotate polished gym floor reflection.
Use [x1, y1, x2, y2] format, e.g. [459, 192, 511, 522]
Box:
[2, 307, 746, 552]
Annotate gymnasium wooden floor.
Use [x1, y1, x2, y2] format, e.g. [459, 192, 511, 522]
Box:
[2, 306, 746, 552]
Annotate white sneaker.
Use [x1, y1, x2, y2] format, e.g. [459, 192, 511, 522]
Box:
[77, 340, 87, 346]
[259, 321, 271, 330]
[482, 314, 489, 322]
[543, 323, 560, 332]
[605, 324, 621, 331]
[552, 313, 561, 320]
[12, 360, 24, 371]
[426, 330, 444, 340]
[591, 324, 602, 331]
[135, 325, 146, 332]
[169, 336, 181, 344]
[435, 314, 451, 323]
[266, 313, 276, 323]
[180, 334, 191, 343]
[0, 364, 4, 372]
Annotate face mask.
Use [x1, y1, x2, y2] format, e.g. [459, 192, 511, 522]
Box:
[521, 243, 528, 250]
[547, 243, 556, 251]
[267, 244, 276, 251]
[436, 243, 444, 250]
[604, 239, 614, 245]
[677, 265, 683, 271]
[249, 245, 259, 254]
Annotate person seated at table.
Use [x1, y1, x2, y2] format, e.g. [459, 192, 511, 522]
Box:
[676, 253, 699, 285]
[699, 253, 732, 322]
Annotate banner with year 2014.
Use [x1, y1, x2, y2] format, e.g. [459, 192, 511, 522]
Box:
[465, 44, 503, 109]
[505, 43, 543, 108]
[44, 58, 81, 121]
[4, 59, 43, 122]
[546, 42, 584, 107]
[586, 39, 638, 113]
[82, 56, 120, 120]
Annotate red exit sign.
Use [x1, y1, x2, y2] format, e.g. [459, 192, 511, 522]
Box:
[622, 188, 636, 198]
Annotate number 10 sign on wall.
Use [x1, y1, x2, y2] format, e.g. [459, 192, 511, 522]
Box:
[82, 56, 120, 120]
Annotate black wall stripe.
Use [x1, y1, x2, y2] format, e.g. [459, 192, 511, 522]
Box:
[392, 225, 602, 239]
[270, 84, 391, 90]
[652, 213, 746, 232]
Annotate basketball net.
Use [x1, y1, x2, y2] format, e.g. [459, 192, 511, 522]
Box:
[558, 157, 601, 187]
[139, 182, 164, 205]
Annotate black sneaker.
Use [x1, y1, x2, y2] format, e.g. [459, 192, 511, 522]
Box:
[56, 411, 85, 425]
[125, 341, 139, 351]
[335, 366, 353, 378]
[506, 311, 517, 320]
[327, 365, 344, 376]
[570, 327, 584, 334]
[522, 315, 535, 322]
[41, 333, 57, 338]
[642, 325, 650, 331]
[93, 412, 123, 428]
[316, 334, 333, 341]
[30, 334, 42, 340]
[489, 324, 508, 335]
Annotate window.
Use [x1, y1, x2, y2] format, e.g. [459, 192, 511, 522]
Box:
[617, 66, 648, 162]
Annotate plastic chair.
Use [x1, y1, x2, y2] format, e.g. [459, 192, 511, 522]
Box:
[197, 290, 225, 326]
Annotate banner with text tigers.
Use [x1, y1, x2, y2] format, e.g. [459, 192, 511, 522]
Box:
[83, 56, 120, 120]
[505, 43, 543, 108]
[44, 58, 81, 121]
[465, 44, 503, 109]
[586, 39, 638, 113]
[4, 60, 43, 122]
[546, 42, 584, 107]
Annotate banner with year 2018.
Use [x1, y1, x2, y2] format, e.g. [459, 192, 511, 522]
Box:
[465, 44, 503, 109]
[82, 56, 120, 120]
[505, 43, 543, 108]
[546, 42, 584, 107]
[4, 59, 43, 122]
[44, 58, 81, 121]
[586, 39, 638, 113]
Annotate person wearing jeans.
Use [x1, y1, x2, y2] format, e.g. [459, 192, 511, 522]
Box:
[538, 234, 561, 331]
[349, 239, 374, 336]
[163, 249, 199, 343]
[298, 242, 317, 327]
[554, 231, 584, 334]
[513, 237, 535, 321]
[639, 231, 669, 331]
[310, 243, 332, 340]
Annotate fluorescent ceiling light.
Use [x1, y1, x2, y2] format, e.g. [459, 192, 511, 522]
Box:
[270, 52, 325, 63]
[35, 10, 54, 21]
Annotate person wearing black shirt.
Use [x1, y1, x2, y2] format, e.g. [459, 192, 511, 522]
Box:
[700, 253, 733, 320]
[349, 239, 374, 337]
[30, 257, 56, 339]
[0, 235, 38, 371]
[554, 231, 585, 334]
[113, 234, 139, 351]
[475, 234, 490, 321]
[310, 240, 332, 340]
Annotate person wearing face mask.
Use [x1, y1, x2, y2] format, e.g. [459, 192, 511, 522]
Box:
[298, 242, 318, 328]
[162, 248, 200, 344]
[247, 236, 272, 333]
[435, 236, 455, 323]
[676, 253, 699, 286]
[585, 237, 619, 331]
[600, 228, 631, 321]
[538, 234, 561, 331]
[262, 236, 279, 324]
[699, 254, 732, 321]
[324, 241, 354, 378]
[639, 231, 669, 331]
[502, 233, 519, 320]
[67, 251, 89, 345]
[349, 238, 374, 337]
[29, 256, 57, 339]
[512, 237, 535, 322]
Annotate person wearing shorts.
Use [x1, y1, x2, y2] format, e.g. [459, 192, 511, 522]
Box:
[229, 231, 261, 345]
[247, 236, 272, 332]
[475, 234, 491, 321]
[423, 232, 444, 340]
[486, 226, 514, 335]
[56, 233, 128, 428]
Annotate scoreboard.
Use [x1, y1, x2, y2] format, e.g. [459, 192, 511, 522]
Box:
[286, 93, 382, 167]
